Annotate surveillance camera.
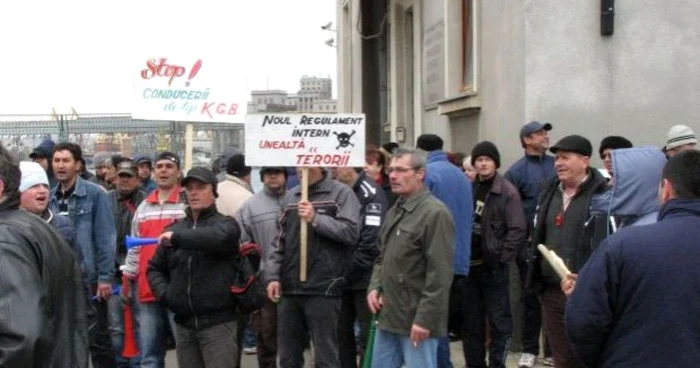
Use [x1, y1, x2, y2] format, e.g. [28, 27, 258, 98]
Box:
[325, 38, 335, 46]
[321, 22, 333, 30]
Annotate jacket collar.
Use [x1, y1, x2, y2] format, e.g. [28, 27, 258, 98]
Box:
[146, 186, 183, 204]
[293, 171, 333, 196]
[225, 175, 254, 194]
[524, 152, 551, 161]
[0, 197, 20, 213]
[398, 188, 431, 213]
[478, 173, 504, 195]
[263, 185, 285, 198]
[352, 171, 369, 192]
[426, 150, 448, 163]
[658, 198, 700, 221]
[185, 203, 219, 220]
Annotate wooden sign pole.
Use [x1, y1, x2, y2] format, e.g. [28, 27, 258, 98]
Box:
[300, 167, 309, 282]
[184, 122, 194, 172]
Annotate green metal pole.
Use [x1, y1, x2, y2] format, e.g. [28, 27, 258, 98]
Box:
[361, 313, 378, 368]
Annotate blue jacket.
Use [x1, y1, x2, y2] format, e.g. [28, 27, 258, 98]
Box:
[141, 178, 157, 194]
[425, 151, 473, 276]
[566, 199, 700, 368]
[504, 153, 556, 232]
[50, 177, 116, 284]
[591, 147, 667, 229]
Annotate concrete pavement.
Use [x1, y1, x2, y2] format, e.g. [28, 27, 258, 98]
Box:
[165, 343, 549, 367]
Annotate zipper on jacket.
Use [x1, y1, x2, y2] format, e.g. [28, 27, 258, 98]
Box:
[187, 256, 199, 330]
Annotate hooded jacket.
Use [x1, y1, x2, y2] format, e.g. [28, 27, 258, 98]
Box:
[591, 147, 667, 232]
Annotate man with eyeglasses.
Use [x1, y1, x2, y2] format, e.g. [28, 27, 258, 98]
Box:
[367, 148, 454, 368]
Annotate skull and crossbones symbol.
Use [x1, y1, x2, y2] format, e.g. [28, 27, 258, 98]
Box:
[333, 130, 356, 150]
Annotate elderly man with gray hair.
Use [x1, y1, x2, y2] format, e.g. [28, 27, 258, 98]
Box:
[367, 148, 454, 368]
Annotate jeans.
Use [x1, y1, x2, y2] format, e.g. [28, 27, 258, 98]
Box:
[108, 280, 141, 367]
[175, 320, 239, 368]
[243, 317, 257, 348]
[371, 328, 439, 368]
[278, 295, 342, 368]
[87, 284, 117, 368]
[138, 301, 171, 368]
[252, 300, 278, 368]
[463, 265, 512, 368]
[339, 290, 373, 368]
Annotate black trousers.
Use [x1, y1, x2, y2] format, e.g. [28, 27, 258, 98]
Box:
[278, 295, 342, 368]
[463, 265, 512, 368]
[338, 290, 373, 368]
[86, 284, 117, 368]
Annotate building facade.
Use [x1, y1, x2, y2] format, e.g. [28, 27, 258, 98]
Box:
[336, 0, 700, 166]
[248, 76, 337, 114]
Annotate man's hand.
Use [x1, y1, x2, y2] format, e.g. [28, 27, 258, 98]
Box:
[367, 290, 384, 314]
[267, 281, 281, 303]
[410, 324, 430, 347]
[298, 201, 315, 223]
[159, 231, 173, 247]
[561, 273, 578, 297]
[120, 283, 131, 303]
[96, 282, 112, 301]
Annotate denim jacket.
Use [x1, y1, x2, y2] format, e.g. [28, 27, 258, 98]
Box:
[50, 176, 116, 284]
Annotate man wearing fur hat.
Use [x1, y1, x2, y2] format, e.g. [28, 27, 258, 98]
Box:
[465, 142, 527, 368]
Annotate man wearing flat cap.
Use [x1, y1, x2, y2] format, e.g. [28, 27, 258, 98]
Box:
[527, 135, 607, 368]
[148, 167, 243, 368]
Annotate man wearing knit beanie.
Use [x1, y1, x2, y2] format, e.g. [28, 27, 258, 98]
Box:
[665, 125, 697, 158]
[599, 136, 633, 178]
[415, 133, 474, 368]
[466, 142, 526, 368]
[19, 162, 77, 255]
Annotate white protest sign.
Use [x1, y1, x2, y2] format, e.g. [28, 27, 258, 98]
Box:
[244, 113, 366, 167]
[132, 57, 244, 123]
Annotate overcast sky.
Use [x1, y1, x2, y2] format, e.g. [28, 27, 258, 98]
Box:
[0, 0, 337, 116]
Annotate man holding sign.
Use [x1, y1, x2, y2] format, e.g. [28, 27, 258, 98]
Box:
[267, 167, 360, 368]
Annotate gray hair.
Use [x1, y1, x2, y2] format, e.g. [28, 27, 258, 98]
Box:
[392, 148, 427, 170]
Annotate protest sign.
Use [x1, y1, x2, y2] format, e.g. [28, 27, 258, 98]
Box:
[244, 113, 366, 167]
[132, 57, 243, 123]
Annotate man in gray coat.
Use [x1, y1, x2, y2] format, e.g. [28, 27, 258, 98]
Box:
[267, 167, 360, 368]
[237, 167, 288, 368]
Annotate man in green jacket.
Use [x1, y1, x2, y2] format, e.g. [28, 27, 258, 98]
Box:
[367, 148, 454, 368]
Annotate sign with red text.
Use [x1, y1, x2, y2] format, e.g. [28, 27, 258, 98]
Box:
[244, 114, 366, 167]
[132, 57, 243, 123]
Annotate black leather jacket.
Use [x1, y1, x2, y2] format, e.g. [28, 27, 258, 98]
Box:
[0, 198, 88, 368]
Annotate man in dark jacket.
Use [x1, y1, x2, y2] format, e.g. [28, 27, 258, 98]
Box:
[465, 142, 526, 368]
[29, 138, 58, 189]
[0, 143, 89, 368]
[108, 159, 147, 367]
[331, 166, 388, 368]
[367, 148, 454, 367]
[503, 121, 555, 368]
[566, 149, 700, 368]
[267, 167, 360, 368]
[530, 135, 607, 368]
[147, 167, 242, 368]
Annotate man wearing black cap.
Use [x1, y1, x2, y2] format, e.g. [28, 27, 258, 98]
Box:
[107, 159, 147, 367]
[148, 167, 242, 368]
[503, 121, 555, 368]
[133, 155, 157, 194]
[465, 142, 526, 368]
[598, 136, 633, 179]
[29, 139, 58, 189]
[237, 167, 288, 368]
[528, 135, 607, 368]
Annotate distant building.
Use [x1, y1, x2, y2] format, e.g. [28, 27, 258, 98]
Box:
[248, 76, 337, 113]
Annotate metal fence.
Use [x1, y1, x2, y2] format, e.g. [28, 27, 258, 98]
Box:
[0, 113, 244, 168]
